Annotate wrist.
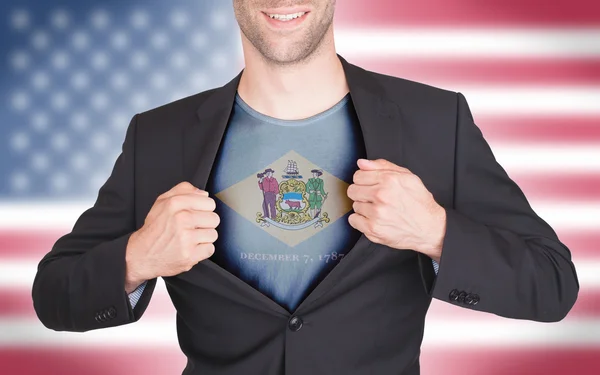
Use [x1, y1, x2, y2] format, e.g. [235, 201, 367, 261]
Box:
[125, 231, 149, 293]
[420, 207, 446, 262]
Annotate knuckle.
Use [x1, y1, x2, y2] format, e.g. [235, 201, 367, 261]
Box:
[404, 174, 420, 186]
[168, 195, 184, 211]
[373, 188, 387, 202]
[174, 210, 190, 225]
[373, 204, 385, 218]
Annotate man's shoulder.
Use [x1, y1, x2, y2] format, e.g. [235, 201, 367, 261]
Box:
[135, 86, 219, 125]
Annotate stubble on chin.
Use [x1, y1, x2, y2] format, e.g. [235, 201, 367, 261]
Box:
[234, 1, 336, 67]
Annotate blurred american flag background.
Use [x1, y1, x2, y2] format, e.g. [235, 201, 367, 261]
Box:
[1, 0, 599, 374]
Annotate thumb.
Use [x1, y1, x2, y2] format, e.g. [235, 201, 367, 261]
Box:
[357, 158, 408, 173]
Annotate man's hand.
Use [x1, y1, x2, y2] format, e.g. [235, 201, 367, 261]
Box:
[347, 158, 446, 262]
[124, 181, 220, 293]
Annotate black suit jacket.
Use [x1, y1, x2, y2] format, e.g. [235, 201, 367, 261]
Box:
[32, 54, 579, 375]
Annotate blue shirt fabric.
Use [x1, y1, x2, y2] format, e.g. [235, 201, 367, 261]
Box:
[204, 92, 366, 312]
[127, 93, 440, 310]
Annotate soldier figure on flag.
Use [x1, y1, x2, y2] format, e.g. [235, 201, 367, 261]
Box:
[306, 169, 328, 219]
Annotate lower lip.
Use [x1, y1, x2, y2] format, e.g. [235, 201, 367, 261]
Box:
[262, 11, 309, 29]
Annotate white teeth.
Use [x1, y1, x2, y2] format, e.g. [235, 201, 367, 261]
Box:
[267, 12, 306, 21]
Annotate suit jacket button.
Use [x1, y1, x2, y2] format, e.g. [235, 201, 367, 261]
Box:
[288, 316, 303, 332]
[471, 294, 480, 305]
[448, 289, 460, 302]
[457, 291, 467, 303]
[101, 311, 109, 321]
[465, 293, 474, 305]
[107, 307, 117, 319]
[94, 314, 101, 322]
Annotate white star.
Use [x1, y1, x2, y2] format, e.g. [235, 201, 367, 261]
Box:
[111, 30, 129, 50]
[10, 50, 30, 70]
[70, 112, 89, 131]
[50, 172, 69, 192]
[31, 112, 50, 132]
[91, 132, 109, 151]
[91, 9, 110, 30]
[91, 51, 110, 70]
[11, 172, 30, 192]
[151, 31, 169, 50]
[11, 9, 30, 31]
[151, 71, 168, 89]
[211, 51, 229, 69]
[190, 31, 208, 50]
[70, 152, 90, 171]
[131, 9, 150, 30]
[131, 50, 149, 70]
[11, 132, 30, 152]
[51, 132, 69, 151]
[31, 70, 51, 91]
[110, 71, 129, 91]
[211, 10, 229, 30]
[51, 9, 70, 30]
[51, 50, 70, 70]
[71, 71, 90, 90]
[170, 9, 189, 29]
[111, 112, 130, 131]
[31, 30, 50, 50]
[72, 30, 90, 50]
[91, 91, 110, 110]
[51, 91, 69, 111]
[171, 51, 190, 69]
[11, 91, 30, 111]
[131, 93, 149, 111]
[31, 152, 50, 171]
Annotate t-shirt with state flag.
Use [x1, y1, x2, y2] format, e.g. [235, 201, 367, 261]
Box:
[126, 92, 440, 311]
[202, 91, 367, 312]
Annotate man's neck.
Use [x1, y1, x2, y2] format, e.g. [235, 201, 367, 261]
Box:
[237, 44, 349, 121]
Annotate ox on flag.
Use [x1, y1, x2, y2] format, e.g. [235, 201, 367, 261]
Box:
[1, 0, 599, 374]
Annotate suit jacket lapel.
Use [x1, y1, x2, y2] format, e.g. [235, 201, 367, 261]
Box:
[181, 54, 407, 314]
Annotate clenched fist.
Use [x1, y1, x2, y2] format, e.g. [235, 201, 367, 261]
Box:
[124, 181, 220, 293]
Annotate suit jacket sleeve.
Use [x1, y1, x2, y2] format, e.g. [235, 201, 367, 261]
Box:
[31, 114, 157, 332]
[421, 92, 579, 322]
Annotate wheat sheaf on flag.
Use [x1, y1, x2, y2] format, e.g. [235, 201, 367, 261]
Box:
[1, 0, 599, 374]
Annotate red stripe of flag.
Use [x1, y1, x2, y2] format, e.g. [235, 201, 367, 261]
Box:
[2, 288, 599, 320]
[0, 229, 598, 258]
[1, 348, 599, 375]
[476, 117, 600, 144]
[356, 59, 600, 85]
[336, 0, 600, 26]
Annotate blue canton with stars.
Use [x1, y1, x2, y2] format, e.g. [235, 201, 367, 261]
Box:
[0, 0, 241, 201]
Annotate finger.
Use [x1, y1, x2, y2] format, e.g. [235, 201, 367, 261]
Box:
[165, 194, 217, 213]
[352, 169, 382, 186]
[348, 212, 369, 233]
[352, 201, 375, 219]
[175, 210, 221, 229]
[191, 227, 219, 243]
[192, 243, 216, 263]
[357, 158, 411, 174]
[160, 181, 209, 200]
[347, 183, 377, 203]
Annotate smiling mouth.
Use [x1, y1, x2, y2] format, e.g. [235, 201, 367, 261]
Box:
[264, 11, 308, 21]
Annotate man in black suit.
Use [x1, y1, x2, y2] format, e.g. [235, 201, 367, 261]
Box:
[32, 1, 579, 374]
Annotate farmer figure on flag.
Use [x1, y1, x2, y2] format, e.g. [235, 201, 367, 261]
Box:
[258, 168, 279, 219]
[306, 169, 328, 219]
